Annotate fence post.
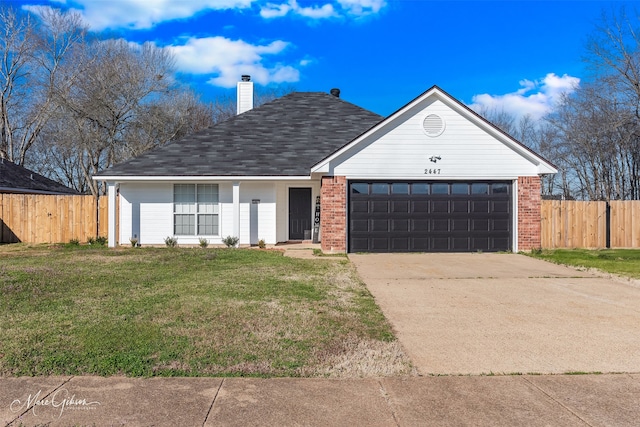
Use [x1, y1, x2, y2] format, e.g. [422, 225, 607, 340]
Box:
[606, 201, 611, 249]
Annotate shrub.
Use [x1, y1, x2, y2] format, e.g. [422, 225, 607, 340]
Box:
[164, 236, 178, 247]
[95, 236, 108, 246]
[68, 238, 80, 246]
[198, 237, 209, 248]
[222, 236, 239, 248]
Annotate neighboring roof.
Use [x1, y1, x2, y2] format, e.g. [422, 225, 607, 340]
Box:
[0, 159, 79, 194]
[95, 92, 383, 178]
[313, 85, 557, 175]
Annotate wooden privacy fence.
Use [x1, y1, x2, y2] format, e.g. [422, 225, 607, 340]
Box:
[0, 194, 108, 244]
[541, 200, 640, 249]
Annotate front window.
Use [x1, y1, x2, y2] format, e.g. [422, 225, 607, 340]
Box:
[174, 184, 219, 235]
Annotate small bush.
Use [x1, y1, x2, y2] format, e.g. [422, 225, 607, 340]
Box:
[222, 235, 239, 248]
[68, 238, 80, 246]
[164, 236, 178, 247]
[95, 236, 108, 246]
[198, 237, 209, 248]
[258, 239, 266, 249]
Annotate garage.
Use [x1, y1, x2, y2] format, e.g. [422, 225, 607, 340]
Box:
[348, 180, 512, 253]
[314, 86, 557, 253]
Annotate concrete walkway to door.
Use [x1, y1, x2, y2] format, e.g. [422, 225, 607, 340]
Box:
[350, 253, 640, 375]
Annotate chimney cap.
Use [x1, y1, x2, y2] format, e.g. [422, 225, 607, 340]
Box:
[330, 88, 340, 97]
[241, 75, 251, 82]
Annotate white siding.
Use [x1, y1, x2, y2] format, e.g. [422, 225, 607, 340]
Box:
[239, 182, 276, 245]
[331, 99, 541, 179]
[118, 180, 308, 246]
[119, 182, 172, 245]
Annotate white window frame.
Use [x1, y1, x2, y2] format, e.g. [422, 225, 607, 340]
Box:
[173, 184, 219, 236]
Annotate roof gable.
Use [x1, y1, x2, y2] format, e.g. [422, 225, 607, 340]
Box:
[312, 86, 557, 177]
[0, 159, 79, 194]
[96, 92, 383, 178]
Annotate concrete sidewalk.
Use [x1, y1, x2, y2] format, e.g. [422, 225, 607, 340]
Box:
[2, 374, 640, 426]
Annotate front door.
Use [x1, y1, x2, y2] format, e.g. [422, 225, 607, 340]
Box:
[289, 188, 312, 240]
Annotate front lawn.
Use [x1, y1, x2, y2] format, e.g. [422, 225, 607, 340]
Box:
[0, 245, 411, 377]
[528, 249, 640, 279]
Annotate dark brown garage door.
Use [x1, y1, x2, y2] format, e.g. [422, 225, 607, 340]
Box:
[348, 181, 512, 253]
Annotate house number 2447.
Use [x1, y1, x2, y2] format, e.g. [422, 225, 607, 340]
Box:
[424, 168, 441, 175]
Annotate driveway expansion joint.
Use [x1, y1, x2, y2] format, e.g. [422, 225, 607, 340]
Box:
[6, 375, 75, 427]
[202, 378, 224, 426]
[521, 376, 594, 426]
[377, 379, 400, 427]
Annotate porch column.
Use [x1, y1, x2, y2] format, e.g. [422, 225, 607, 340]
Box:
[107, 182, 117, 247]
[233, 182, 240, 244]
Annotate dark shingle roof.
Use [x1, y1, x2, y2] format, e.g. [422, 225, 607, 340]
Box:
[0, 159, 79, 194]
[96, 92, 383, 177]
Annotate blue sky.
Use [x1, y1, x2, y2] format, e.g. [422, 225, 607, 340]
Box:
[19, 0, 627, 118]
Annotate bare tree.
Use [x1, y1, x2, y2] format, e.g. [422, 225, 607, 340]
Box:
[0, 6, 86, 164]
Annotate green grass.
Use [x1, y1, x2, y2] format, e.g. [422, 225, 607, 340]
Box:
[0, 245, 411, 378]
[527, 249, 640, 279]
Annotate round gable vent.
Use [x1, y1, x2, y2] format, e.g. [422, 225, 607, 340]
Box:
[422, 114, 445, 137]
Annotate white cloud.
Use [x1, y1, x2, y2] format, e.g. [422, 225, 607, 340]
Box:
[25, 0, 386, 29]
[469, 73, 580, 121]
[260, 0, 336, 19]
[260, 0, 384, 20]
[26, 0, 256, 30]
[295, 2, 337, 19]
[168, 36, 300, 88]
[259, 2, 291, 18]
[338, 0, 386, 16]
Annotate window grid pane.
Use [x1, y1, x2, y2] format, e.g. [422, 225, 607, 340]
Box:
[174, 214, 195, 235]
[197, 214, 219, 235]
[174, 184, 219, 236]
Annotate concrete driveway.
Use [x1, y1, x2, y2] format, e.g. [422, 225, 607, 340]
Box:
[350, 253, 640, 375]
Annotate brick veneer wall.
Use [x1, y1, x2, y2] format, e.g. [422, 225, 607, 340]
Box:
[518, 176, 542, 251]
[320, 176, 347, 252]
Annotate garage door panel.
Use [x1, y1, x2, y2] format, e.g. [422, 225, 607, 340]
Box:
[392, 219, 409, 232]
[351, 200, 369, 213]
[371, 219, 389, 232]
[348, 181, 512, 253]
[492, 201, 510, 213]
[491, 237, 510, 251]
[412, 219, 430, 232]
[432, 200, 449, 213]
[452, 219, 469, 231]
[493, 219, 510, 231]
[391, 238, 409, 251]
[351, 219, 369, 232]
[452, 200, 469, 213]
[371, 200, 389, 213]
[392, 200, 409, 213]
[432, 219, 449, 232]
[350, 238, 369, 252]
[412, 238, 430, 251]
[452, 238, 470, 251]
[371, 238, 389, 251]
[412, 200, 430, 213]
[431, 237, 450, 251]
[471, 200, 489, 213]
[472, 219, 489, 231]
[471, 237, 489, 251]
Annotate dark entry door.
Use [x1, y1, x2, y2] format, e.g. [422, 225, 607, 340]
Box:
[289, 188, 312, 240]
